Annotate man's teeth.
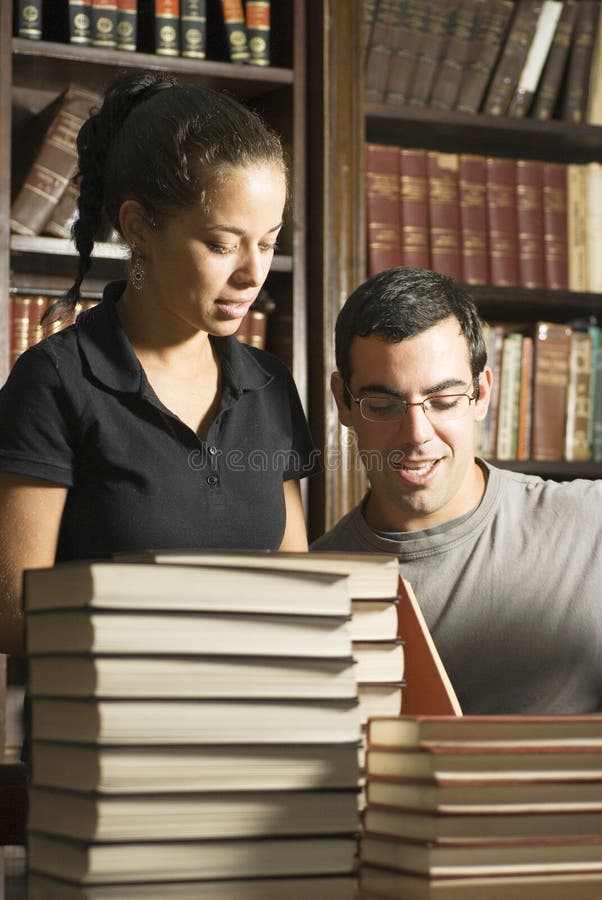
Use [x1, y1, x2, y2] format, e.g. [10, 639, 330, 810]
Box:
[401, 461, 435, 473]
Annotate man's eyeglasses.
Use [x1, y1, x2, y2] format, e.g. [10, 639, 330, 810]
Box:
[345, 381, 479, 424]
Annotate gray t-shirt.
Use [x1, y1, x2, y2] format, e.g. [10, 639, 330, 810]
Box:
[311, 461, 602, 715]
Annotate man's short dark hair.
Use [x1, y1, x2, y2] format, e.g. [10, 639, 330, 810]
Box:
[335, 266, 487, 395]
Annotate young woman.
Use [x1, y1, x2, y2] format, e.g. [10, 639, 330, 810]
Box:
[0, 71, 318, 654]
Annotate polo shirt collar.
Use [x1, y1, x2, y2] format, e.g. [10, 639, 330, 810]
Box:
[76, 280, 274, 396]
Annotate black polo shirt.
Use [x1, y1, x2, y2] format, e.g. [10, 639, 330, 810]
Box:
[0, 282, 319, 559]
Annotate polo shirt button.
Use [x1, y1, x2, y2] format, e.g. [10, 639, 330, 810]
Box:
[208, 446, 218, 455]
[207, 475, 219, 486]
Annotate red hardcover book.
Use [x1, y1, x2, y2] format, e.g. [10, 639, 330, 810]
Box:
[245, 1, 269, 66]
[459, 153, 488, 286]
[531, 321, 572, 461]
[155, 0, 181, 56]
[399, 148, 430, 270]
[485, 156, 519, 287]
[10, 86, 101, 237]
[426, 151, 461, 281]
[365, 143, 402, 276]
[516, 159, 545, 290]
[542, 161, 568, 290]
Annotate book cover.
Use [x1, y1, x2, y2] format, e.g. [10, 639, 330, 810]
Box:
[365, 0, 398, 104]
[516, 333, 534, 461]
[68, 0, 92, 44]
[91, 0, 117, 48]
[429, 1, 479, 111]
[507, 0, 564, 117]
[426, 151, 462, 281]
[181, 0, 206, 58]
[586, 161, 602, 292]
[516, 158, 546, 289]
[455, 0, 515, 114]
[116, 0, 137, 50]
[561, 0, 600, 122]
[532, 0, 579, 120]
[245, 0, 270, 66]
[567, 163, 588, 291]
[542, 161, 568, 290]
[531, 321, 571, 461]
[483, 0, 545, 116]
[407, 2, 454, 108]
[383, 0, 420, 107]
[399, 147, 430, 270]
[495, 331, 523, 461]
[586, 0, 602, 123]
[219, 0, 250, 63]
[155, 0, 181, 55]
[485, 156, 519, 287]
[10, 86, 101, 237]
[459, 153, 488, 285]
[17, 0, 42, 39]
[44, 179, 79, 239]
[365, 142, 403, 275]
[564, 329, 593, 461]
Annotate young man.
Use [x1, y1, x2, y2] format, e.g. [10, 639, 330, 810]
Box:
[312, 267, 602, 715]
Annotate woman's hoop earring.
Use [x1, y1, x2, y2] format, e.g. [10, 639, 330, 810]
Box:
[129, 251, 145, 291]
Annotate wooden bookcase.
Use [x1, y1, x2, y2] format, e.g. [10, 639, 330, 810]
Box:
[0, 0, 307, 403]
[306, 2, 602, 537]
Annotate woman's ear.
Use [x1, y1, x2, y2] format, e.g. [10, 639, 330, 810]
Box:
[331, 371, 354, 428]
[119, 200, 151, 252]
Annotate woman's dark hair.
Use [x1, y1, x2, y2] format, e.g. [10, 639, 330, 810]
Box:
[49, 70, 286, 321]
[335, 266, 487, 398]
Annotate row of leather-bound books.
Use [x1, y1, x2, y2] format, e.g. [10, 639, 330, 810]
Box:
[365, 0, 602, 125]
[477, 320, 602, 465]
[15, 0, 271, 66]
[366, 143, 602, 293]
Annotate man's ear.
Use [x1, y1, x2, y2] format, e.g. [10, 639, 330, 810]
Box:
[331, 371, 354, 428]
[474, 367, 493, 423]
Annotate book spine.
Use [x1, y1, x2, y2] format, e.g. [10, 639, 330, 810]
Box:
[531, 321, 571, 461]
[245, 1, 270, 66]
[516, 158, 546, 290]
[236, 310, 267, 349]
[364, 0, 398, 103]
[485, 156, 519, 288]
[507, 0, 564, 117]
[116, 0, 137, 51]
[455, 0, 515, 113]
[482, 0, 545, 116]
[586, 0, 602, 123]
[91, 0, 118, 48]
[592, 324, 602, 460]
[426, 151, 461, 281]
[28, 295, 50, 351]
[542, 161, 568, 291]
[565, 330, 593, 461]
[429, 1, 478, 111]
[561, 0, 600, 122]
[399, 148, 430, 270]
[481, 324, 507, 458]
[181, 0, 206, 58]
[586, 161, 602, 292]
[532, 0, 579, 120]
[69, 0, 92, 44]
[516, 333, 534, 461]
[459, 153, 488, 286]
[10, 296, 31, 369]
[10, 88, 100, 237]
[496, 331, 523, 460]
[365, 143, 402, 276]
[220, 0, 250, 63]
[383, 0, 415, 107]
[155, 0, 180, 55]
[407, 2, 452, 108]
[17, 0, 42, 39]
[567, 163, 588, 291]
[44, 180, 79, 239]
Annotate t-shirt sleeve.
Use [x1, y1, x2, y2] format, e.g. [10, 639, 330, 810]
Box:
[274, 361, 321, 481]
[0, 345, 77, 485]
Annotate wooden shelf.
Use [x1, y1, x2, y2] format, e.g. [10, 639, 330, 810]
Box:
[465, 284, 602, 322]
[365, 104, 602, 163]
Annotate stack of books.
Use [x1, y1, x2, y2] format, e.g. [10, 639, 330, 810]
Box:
[24, 558, 363, 898]
[359, 714, 602, 899]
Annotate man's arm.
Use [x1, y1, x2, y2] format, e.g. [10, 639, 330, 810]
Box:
[0, 473, 68, 655]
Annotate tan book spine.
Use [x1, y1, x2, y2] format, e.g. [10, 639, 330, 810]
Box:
[567, 163, 588, 292]
[516, 334, 534, 461]
[531, 321, 572, 461]
[10, 86, 100, 237]
[496, 331, 523, 461]
[565, 330, 593, 461]
[586, 161, 602, 292]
